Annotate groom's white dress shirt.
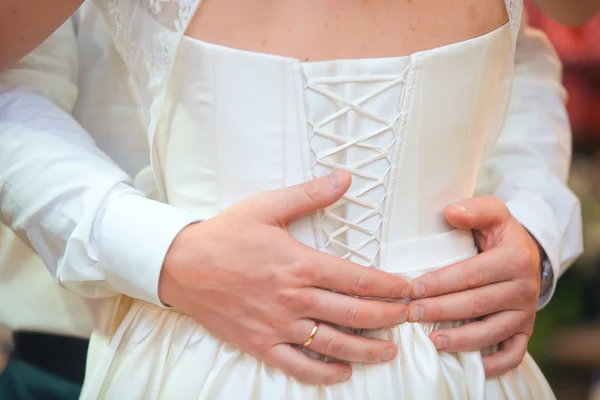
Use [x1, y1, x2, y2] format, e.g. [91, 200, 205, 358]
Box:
[0, 3, 583, 318]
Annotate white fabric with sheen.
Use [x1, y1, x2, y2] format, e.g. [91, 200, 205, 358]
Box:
[80, 15, 554, 399]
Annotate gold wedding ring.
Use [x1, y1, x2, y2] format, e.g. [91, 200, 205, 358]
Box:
[302, 321, 320, 348]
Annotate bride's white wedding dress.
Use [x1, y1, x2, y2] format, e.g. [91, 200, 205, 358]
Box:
[81, 2, 554, 399]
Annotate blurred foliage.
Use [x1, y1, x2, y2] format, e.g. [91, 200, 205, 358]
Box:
[566, 154, 600, 275]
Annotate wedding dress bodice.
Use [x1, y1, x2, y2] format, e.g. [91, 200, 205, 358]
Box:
[157, 23, 512, 280]
[80, 9, 554, 399]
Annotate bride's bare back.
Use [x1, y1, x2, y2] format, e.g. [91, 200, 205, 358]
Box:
[187, 0, 508, 61]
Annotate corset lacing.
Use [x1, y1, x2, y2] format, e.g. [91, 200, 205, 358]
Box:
[304, 65, 410, 271]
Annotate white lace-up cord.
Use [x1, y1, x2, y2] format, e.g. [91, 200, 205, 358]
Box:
[305, 67, 409, 268]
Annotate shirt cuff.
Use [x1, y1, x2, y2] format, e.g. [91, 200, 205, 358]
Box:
[503, 192, 561, 310]
[97, 186, 200, 307]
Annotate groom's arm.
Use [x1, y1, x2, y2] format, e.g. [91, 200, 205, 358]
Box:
[0, 19, 198, 305]
[473, 19, 583, 309]
[0, 0, 83, 71]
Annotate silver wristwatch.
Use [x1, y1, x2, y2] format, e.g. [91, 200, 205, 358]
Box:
[539, 253, 554, 299]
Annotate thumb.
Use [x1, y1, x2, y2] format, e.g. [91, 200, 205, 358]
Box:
[444, 196, 509, 231]
[259, 170, 351, 226]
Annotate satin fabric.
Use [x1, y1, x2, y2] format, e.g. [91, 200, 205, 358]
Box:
[80, 20, 555, 400]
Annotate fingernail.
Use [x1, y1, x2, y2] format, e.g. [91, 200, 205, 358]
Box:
[340, 370, 352, 382]
[381, 347, 395, 361]
[435, 336, 449, 350]
[327, 170, 342, 189]
[400, 285, 411, 298]
[397, 311, 407, 324]
[411, 305, 424, 322]
[412, 283, 426, 298]
[453, 204, 470, 215]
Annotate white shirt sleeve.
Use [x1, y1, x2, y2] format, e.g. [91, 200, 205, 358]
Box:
[475, 22, 583, 309]
[0, 20, 199, 306]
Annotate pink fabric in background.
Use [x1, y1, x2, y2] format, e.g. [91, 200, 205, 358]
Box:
[525, 2, 600, 145]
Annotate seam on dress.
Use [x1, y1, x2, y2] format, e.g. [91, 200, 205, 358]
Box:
[466, 37, 486, 145]
[210, 45, 221, 210]
[299, 65, 325, 251]
[384, 55, 418, 259]
[412, 54, 425, 236]
[380, 58, 412, 268]
[282, 62, 288, 189]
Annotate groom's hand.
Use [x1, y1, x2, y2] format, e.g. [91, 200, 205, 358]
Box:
[158, 170, 410, 385]
[405, 196, 542, 377]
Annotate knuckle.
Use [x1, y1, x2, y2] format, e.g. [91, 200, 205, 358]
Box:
[390, 306, 407, 325]
[288, 260, 318, 283]
[508, 354, 524, 370]
[487, 195, 501, 205]
[491, 197, 509, 214]
[345, 306, 366, 328]
[511, 249, 535, 269]
[324, 335, 344, 357]
[428, 304, 444, 321]
[278, 289, 315, 312]
[296, 292, 317, 311]
[458, 336, 475, 350]
[518, 345, 528, 361]
[507, 346, 527, 370]
[516, 280, 539, 302]
[507, 359, 519, 371]
[290, 364, 312, 383]
[302, 180, 324, 205]
[323, 369, 348, 386]
[366, 344, 382, 362]
[450, 335, 465, 350]
[277, 289, 298, 308]
[247, 332, 269, 350]
[522, 315, 536, 333]
[463, 266, 484, 289]
[491, 325, 509, 344]
[391, 283, 409, 299]
[472, 295, 491, 316]
[323, 374, 339, 386]
[485, 365, 500, 378]
[353, 275, 375, 297]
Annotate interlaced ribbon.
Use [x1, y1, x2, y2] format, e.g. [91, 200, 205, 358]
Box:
[304, 65, 409, 269]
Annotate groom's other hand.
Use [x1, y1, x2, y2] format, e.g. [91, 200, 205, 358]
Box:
[158, 170, 410, 385]
[406, 196, 542, 377]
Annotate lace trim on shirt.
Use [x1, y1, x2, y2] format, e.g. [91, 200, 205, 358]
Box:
[96, 0, 202, 199]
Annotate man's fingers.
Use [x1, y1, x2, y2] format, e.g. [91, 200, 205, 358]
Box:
[408, 249, 515, 299]
[265, 343, 351, 385]
[428, 311, 524, 352]
[482, 333, 529, 378]
[444, 196, 509, 230]
[407, 282, 527, 322]
[304, 250, 410, 299]
[296, 289, 407, 330]
[256, 170, 351, 226]
[288, 320, 397, 364]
